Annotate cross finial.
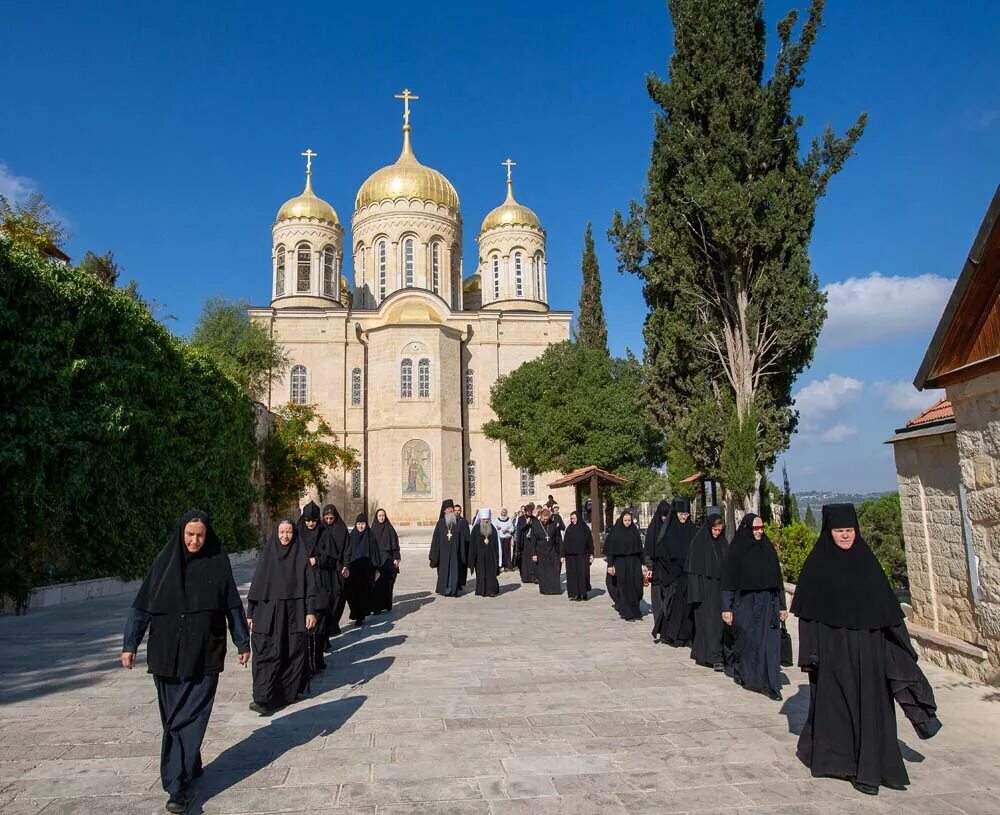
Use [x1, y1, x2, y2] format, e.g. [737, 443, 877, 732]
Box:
[394, 88, 419, 129]
[502, 158, 517, 184]
[301, 148, 317, 178]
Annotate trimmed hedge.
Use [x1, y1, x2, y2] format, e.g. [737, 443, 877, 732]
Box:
[1, 239, 257, 607]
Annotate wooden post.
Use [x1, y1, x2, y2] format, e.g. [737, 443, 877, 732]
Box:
[590, 473, 602, 556]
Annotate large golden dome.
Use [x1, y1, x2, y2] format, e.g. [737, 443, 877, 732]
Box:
[355, 128, 459, 212]
[480, 176, 540, 233]
[276, 176, 339, 224]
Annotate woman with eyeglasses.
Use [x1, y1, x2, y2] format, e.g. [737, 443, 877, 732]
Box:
[720, 513, 786, 700]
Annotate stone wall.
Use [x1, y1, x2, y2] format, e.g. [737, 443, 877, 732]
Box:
[949, 368, 1000, 684]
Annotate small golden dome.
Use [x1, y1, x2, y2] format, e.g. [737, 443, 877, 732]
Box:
[480, 177, 540, 233]
[463, 274, 481, 293]
[355, 128, 459, 212]
[276, 176, 339, 224]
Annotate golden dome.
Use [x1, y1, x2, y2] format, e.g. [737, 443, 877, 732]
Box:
[463, 274, 481, 293]
[276, 175, 339, 224]
[480, 176, 541, 233]
[355, 127, 459, 212]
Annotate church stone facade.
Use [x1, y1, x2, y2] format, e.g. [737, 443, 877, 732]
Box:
[249, 96, 575, 524]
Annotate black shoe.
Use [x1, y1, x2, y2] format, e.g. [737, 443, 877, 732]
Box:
[713, 663, 724, 672]
[765, 689, 783, 701]
[330, 625, 342, 636]
[248, 702, 274, 717]
[165, 794, 187, 813]
[852, 781, 879, 795]
[354, 619, 365, 628]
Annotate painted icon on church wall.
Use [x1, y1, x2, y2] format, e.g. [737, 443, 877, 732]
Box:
[402, 439, 432, 496]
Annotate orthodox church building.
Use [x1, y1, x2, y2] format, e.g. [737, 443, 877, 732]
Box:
[250, 91, 575, 524]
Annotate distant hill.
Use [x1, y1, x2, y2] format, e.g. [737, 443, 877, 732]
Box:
[793, 490, 895, 522]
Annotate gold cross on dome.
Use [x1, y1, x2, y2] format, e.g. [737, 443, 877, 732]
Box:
[502, 158, 517, 183]
[301, 148, 317, 178]
[394, 88, 419, 128]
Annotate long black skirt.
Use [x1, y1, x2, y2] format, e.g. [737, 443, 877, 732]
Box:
[536, 549, 562, 595]
[520, 537, 538, 583]
[154, 674, 219, 798]
[371, 558, 398, 613]
[725, 589, 781, 694]
[252, 600, 307, 709]
[612, 554, 644, 620]
[565, 554, 590, 599]
[345, 558, 375, 622]
[689, 573, 724, 665]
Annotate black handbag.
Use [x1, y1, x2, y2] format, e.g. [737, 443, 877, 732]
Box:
[780, 620, 794, 667]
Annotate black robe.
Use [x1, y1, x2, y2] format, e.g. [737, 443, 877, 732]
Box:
[371, 514, 401, 613]
[792, 504, 940, 790]
[606, 518, 644, 620]
[430, 518, 463, 596]
[561, 519, 593, 600]
[323, 509, 350, 631]
[645, 502, 695, 645]
[124, 510, 249, 799]
[343, 525, 379, 622]
[686, 515, 727, 666]
[518, 516, 538, 583]
[454, 516, 472, 590]
[532, 518, 563, 595]
[298, 502, 332, 672]
[470, 522, 501, 597]
[247, 521, 319, 709]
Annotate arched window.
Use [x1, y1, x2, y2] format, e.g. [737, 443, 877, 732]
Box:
[323, 246, 336, 297]
[275, 246, 286, 297]
[417, 358, 430, 399]
[519, 468, 535, 497]
[378, 240, 387, 302]
[400, 358, 413, 399]
[451, 244, 461, 308]
[492, 255, 501, 300]
[431, 242, 441, 294]
[296, 243, 311, 293]
[290, 365, 308, 405]
[514, 252, 524, 297]
[533, 253, 542, 299]
[351, 463, 362, 499]
[351, 367, 362, 406]
[404, 238, 415, 287]
[465, 369, 475, 406]
[467, 460, 477, 498]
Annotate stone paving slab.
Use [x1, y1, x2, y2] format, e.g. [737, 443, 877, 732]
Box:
[2, 554, 1000, 814]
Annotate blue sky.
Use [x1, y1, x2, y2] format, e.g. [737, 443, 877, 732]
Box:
[2, 1, 998, 493]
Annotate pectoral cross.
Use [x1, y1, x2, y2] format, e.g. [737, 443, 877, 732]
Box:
[301, 148, 317, 178]
[394, 88, 419, 128]
[446, 530, 452, 541]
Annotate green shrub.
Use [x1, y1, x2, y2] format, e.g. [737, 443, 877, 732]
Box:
[858, 493, 907, 589]
[766, 521, 816, 583]
[1, 238, 257, 607]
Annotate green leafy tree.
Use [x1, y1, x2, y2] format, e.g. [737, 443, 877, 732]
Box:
[190, 297, 289, 400]
[667, 438, 699, 499]
[803, 504, 818, 530]
[576, 223, 608, 353]
[78, 250, 120, 287]
[262, 403, 357, 516]
[719, 406, 758, 505]
[0, 192, 68, 253]
[766, 520, 816, 583]
[858, 493, 907, 589]
[609, 0, 865, 513]
[484, 341, 664, 494]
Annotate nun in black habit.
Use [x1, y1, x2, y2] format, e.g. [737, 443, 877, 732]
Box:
[792, 504, 941, 796]
[122, 510, 249, 814]
[371, 508, 401, 614]
[429, 499, 463, 596]
[469, 508, 501, 597]
[247, 519, 319, 715]
[343, 514, 380, 626]
[645, 499, 695, 645]
[531, 507, 564, 595]
[298, 501, 333, 672]
[685, 513, 727, 669]
[721, 513, 786, 700]
[322, 504, 349, 636]
[561, 511, 594, 601]
[605, 511, 644, 621]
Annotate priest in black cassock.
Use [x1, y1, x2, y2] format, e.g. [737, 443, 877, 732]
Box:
[792, 504, 940, 796]
[532, 507, 563, 595]
[517, 504, 537, 583]
[454, 503, 472, 591]
[469, 508, 501, 597]
[605, 511, 644, 621]
[429, 500, 463, 596]
[561, 510, 593, 601]
[685, 512, 727, 669]
[322, 504, 349, 636]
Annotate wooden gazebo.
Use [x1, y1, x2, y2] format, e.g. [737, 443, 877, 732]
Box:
[548, 465, 627, 556]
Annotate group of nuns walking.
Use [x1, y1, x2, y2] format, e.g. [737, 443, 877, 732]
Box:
[125, 497, 941, 812]
[122, 503, 400, 813]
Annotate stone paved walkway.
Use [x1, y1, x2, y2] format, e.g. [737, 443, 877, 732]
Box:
[2, 555, 1000, 815]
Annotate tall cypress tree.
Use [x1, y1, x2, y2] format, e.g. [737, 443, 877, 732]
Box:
[576, 222, 608, 353]
[610, 0, 865, 512]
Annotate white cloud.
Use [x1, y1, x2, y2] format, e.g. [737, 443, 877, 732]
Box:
[873, 380, 945, 416]
[818, 424, 858, 444]
[793, 373, 864, 422]
[821, 273, 955, 349]
[0, 161, 37, 203]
